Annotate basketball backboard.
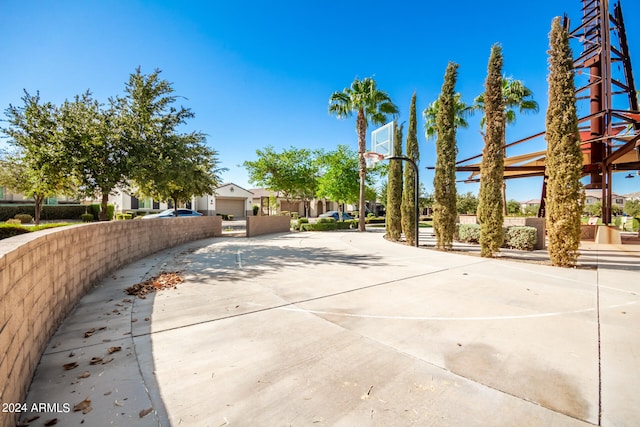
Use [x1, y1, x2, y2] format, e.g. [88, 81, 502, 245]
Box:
[370, 121, 395, 159]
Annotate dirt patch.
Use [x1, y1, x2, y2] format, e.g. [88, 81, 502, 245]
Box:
[125, 271, 184, 298]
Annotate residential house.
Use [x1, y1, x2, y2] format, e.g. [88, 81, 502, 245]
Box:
[0, 187, 80, 205]
[194, 183, 253, 217]
[249, 189, 340, 217]
[520, 199, 541, 214]
[109, 183, 254, 218]
[584, 189, 626, 207]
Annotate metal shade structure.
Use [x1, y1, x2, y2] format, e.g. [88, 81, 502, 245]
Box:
[455, 0, 640, 223]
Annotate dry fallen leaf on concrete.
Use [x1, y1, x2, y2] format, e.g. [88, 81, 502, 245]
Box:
[108, 346, 122, 354]
[77, 371, 91, 379]
[139, 407, 153, 418]
[73, 398, 92, 414]
[63, 362, 78, 370]
[89, 357, 103, 365]
[44, 419, 58, 426]
[84, 328, 96, 338]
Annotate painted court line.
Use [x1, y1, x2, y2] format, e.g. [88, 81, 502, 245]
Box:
[272, 301, 637, 321]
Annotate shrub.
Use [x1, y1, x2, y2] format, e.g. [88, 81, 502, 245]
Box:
[301, 222, 337, 231]
[317, 217, 336, 224]
[14, 214, 33, 224]
[81, 213, 94, 222]
[293, 217, 309, 231]
[116, 213, 133, 220]
[253, 205, 259, 216]
[6, 219, 22, 225]
[504, 226, 537, 251]
[365, 216, 385, 224]
[106, 204, 115, 221]
[0, 224, 31, 240]
[336, 221, 354, 230]
[457, 224, 481, 243]
[89, 204, 101, 220]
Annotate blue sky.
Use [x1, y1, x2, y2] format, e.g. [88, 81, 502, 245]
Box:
[1, 0, 639, 201]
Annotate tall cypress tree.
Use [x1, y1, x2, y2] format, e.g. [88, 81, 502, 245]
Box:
[402, 92, 419, 246]
[477, 44, 506, 257]
[546, 17, 584, 267]
[433, 62, 459, 249]
[386, 121, 403, 241]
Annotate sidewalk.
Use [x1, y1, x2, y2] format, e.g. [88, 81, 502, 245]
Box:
[16, 230, 640, 426]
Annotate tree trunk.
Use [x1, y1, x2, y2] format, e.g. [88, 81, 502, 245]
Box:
[34, 195, 44, 226]
[100, 193, 109, 221]
[357, 109, 367, 232]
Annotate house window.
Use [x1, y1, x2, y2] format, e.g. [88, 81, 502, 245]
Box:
[615, 198, 623, 205]
[45, 197, 57, 205]
[0, 187, 4, 199]
[139, 197, 153, 209]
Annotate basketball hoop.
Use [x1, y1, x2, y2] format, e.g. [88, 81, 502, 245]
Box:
[364, 152, 385, 169]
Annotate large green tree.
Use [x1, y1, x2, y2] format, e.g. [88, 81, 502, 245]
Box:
[386, 121, 404, 241]
[316, 145, 361, 219]
[545, 17, 584, 267]
[457, 192, 479, 215]
[59, 91, 132, 220]
[119, 68, 221, 211]
[624, 199, 640, 218]
[477, 44, 506, 257]
[433, 62, 460, 250]
[1, 91, 74, 225]
[137, 132, 223, 210]
[243, 146, 318, 216]
[402, 93, 419, 246]
[328, 77, 398, 231]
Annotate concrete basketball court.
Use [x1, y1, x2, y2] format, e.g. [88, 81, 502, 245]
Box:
[20, 230, 640, 426]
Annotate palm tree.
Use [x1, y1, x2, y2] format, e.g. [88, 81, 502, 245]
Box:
[423, 93, 472, 140]
[329, 77, 398, 231]
[472, 76, 539, 128]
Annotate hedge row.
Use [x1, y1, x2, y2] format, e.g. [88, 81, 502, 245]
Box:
[295, 217, 356, 231]
[0, 205, 90, 222]
[456, 224, 538, 251]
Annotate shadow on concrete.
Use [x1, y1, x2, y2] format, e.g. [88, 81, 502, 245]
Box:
[163, 235, 389, 284]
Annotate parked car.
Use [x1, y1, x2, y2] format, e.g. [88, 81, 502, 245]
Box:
[142, 209, 203, 219]
[319, 211, 354, 221]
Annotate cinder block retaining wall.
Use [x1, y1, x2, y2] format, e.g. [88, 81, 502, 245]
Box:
[246, 215, 291, 237]
[0, 217, 222, 427]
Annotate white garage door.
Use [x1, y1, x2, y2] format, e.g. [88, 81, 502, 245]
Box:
[216, 198, 245, 217]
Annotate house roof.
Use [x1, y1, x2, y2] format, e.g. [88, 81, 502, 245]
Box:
[216, 182, 253, 194]
[585, 189, 625, 199]
[520, 199, 540, 205]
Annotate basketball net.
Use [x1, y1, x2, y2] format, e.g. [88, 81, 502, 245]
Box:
[364, 152, 385, 169]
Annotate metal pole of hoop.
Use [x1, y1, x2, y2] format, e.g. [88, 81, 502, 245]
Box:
[365, 152, 419, 248]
